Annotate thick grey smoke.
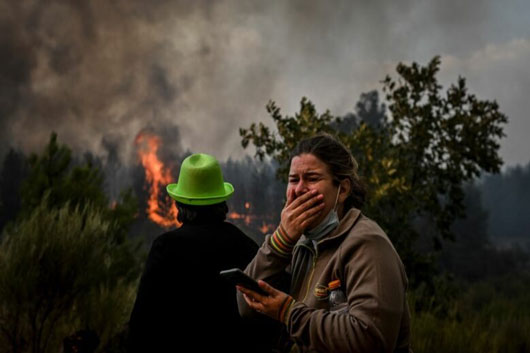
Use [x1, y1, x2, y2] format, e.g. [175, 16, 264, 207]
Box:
[1, 0, 529, 166]
[0, 0, 282, 164]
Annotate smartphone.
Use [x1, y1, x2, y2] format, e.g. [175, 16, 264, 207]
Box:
[219, 268, 268, 296]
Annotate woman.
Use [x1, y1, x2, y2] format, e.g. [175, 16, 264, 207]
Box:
[237, 134, 411, 353]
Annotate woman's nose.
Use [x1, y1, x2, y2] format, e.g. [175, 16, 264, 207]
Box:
[294, 180, 308, 195]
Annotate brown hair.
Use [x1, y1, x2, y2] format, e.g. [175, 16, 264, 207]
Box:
[290, 133, 366, 210]
[176, 201, 228, 224]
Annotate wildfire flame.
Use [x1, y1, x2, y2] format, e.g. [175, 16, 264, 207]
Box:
[259, 222, 275, 234]
[228, 201, 276, 234]
[227, 211, 252, 226]
[135, 131, 181, 228]
[134, 137, 273, 234]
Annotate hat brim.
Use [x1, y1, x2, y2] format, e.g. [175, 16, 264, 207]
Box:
[166, 183, 234, 206]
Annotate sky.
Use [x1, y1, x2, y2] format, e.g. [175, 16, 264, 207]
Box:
[1, 0, 529, 168]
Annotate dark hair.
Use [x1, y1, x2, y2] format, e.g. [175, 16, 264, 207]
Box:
[290, 133, 366, 210]
[176, 201, 229, 225]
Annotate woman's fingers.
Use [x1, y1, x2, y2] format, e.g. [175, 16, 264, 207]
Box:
[258, 280, 279, 296]
[288, 191, 323, 217]
[237, 285, 266, 303]
[287, 189, 318, 211]
[242, 293, 253, 304]
[300, 209, 325, 228]
[297, 201, 325, 221]
[242, 293, 266, 312]
[291, 194, 324, 221]
[239, 287, 269, 314]
[286, 188, 295, 207]
[239, 283, 290, 321]
[238, 281, 279, 298]
[282, 189, 324, 240]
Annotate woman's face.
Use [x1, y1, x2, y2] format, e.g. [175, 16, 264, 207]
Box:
[287, 153, 343, 229]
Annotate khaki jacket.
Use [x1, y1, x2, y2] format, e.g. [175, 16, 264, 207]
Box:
[237, 208, 411, 353]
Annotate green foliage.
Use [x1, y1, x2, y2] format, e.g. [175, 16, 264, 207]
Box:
[382, 56, 507, 244]
[0, 148, 28, 232]
[409, 275, 530, 353]
[241, 98, 339, 178]
[19, 132, 138, 243]
[239, 57, 507, 286]
[0, 197, 142, 353]
[0, 133, 144, 353]
[20, 132, 98, 213]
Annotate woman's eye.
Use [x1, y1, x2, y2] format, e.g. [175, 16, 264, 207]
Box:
[289, 179, 298, 183]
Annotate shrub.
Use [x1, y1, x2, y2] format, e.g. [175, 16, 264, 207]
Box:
[0, 197, 142, 353]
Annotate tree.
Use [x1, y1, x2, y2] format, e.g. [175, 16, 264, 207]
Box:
[19, 132, 138, 243]
[480, 162, 530, 242]
[0, 148, 28, 233]
[438, 184, 529, 281]
[333, 90, 386, 132]
[0, 197, 142, 353]
[240, 57, 507, 286]
[0, 133, 144, 352]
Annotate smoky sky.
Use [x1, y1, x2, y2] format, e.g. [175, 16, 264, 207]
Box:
[1, 0, 529, 167]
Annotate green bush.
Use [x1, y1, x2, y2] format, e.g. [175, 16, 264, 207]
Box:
[0, 197, 142, 353]
[410, 276, 530, 353]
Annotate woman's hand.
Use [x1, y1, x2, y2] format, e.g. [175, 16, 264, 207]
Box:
[237, 280, 292, 322]
[280, 188, 324, 242]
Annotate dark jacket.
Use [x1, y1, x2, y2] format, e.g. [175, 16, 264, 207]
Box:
[128, 221, 268, 353]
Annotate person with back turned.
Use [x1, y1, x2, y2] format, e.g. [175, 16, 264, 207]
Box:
[127, 153, 268, 352]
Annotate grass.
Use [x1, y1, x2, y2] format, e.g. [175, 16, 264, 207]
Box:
[410, 274, 530, 353]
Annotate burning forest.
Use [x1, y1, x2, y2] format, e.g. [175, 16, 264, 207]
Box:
[126, 129, 283, 244]
[135, 131, 181, 229]
[0, 128, 284, 246]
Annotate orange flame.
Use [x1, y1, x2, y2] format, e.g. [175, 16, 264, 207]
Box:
[259, 222, 275, 234]
[227, 211, 252, 226]
[135, 132, 181, 228]
[227, 201, 276, 234]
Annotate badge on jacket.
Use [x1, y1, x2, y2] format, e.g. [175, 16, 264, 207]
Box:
[313, 284, 329, 300]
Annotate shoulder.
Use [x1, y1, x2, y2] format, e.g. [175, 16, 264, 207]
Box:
[150, 227, 195, 255]
[347, 213, 389, 241]
[353, 215, 387, 238]
[141, 229, 185, 273]
[153, 227, 186, 244]
[219, 221, 243, 234]
[340, 214, 407, 282]
[220, 222, 259, 249]
[154, 223, 257, 249]
[340, 214, 398, 258]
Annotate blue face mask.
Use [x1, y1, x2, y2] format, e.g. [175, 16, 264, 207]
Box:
[305, 186, 341, 241]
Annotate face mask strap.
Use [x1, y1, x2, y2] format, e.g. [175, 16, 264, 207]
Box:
[333, 185, 341, 211]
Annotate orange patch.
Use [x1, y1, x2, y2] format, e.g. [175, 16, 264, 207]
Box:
[313, 284, 329, 300]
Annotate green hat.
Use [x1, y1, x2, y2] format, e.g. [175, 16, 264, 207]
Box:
[166, 153, 234, 206]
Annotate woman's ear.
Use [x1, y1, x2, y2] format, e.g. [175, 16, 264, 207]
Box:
[339, 179, 351, 204]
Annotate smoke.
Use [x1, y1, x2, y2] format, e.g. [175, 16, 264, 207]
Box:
[480, 161, 530, 243]
[0, 0, 280, 164]
[1, 0, 529, 166]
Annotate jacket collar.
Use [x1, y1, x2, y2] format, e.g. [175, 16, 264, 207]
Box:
[297, 208, 362, 251]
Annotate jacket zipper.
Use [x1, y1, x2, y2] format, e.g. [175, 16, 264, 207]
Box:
[299, 242, 319, 302]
